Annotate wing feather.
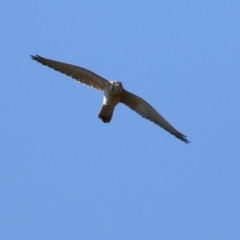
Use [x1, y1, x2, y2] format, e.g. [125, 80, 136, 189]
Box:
[31, 55, 108, 91]
[121, 90, 189, 143]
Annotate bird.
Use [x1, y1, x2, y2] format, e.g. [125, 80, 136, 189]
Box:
[31, 55, 190, 144]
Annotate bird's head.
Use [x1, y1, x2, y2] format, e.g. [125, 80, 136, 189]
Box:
[109, 81, 123, 93]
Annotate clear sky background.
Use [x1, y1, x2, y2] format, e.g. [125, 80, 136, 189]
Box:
[1, 1, 240, 239]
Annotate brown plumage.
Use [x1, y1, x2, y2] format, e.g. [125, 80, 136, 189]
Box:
[31, 55, 190, 144]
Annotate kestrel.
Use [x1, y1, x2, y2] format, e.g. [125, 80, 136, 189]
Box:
[31, 55, 189, 143]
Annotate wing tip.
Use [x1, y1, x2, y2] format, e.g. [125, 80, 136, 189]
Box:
[177, 132, 190, 144]
[30, 54, 42, 61]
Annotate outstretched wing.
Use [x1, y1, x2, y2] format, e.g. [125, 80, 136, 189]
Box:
[31, 55, 108, 91]
[121, 90, 190, 143]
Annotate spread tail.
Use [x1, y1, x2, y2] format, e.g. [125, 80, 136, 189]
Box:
[98, 105, 115, 123]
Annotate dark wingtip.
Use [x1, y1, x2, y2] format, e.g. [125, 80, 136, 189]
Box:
[183, 138, 190, 144]
[30, 54, 41, 61]
[178, 132, 190, 144]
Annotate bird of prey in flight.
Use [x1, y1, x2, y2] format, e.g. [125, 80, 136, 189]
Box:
[31, 55, 189, 144]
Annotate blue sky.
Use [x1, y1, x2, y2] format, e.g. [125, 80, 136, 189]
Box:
[1, 1, 240, 239]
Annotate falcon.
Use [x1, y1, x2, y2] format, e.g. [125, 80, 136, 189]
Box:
[31, 55, 190, 143]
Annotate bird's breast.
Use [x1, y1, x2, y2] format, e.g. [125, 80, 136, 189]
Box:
[103, 90, 122, 106]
